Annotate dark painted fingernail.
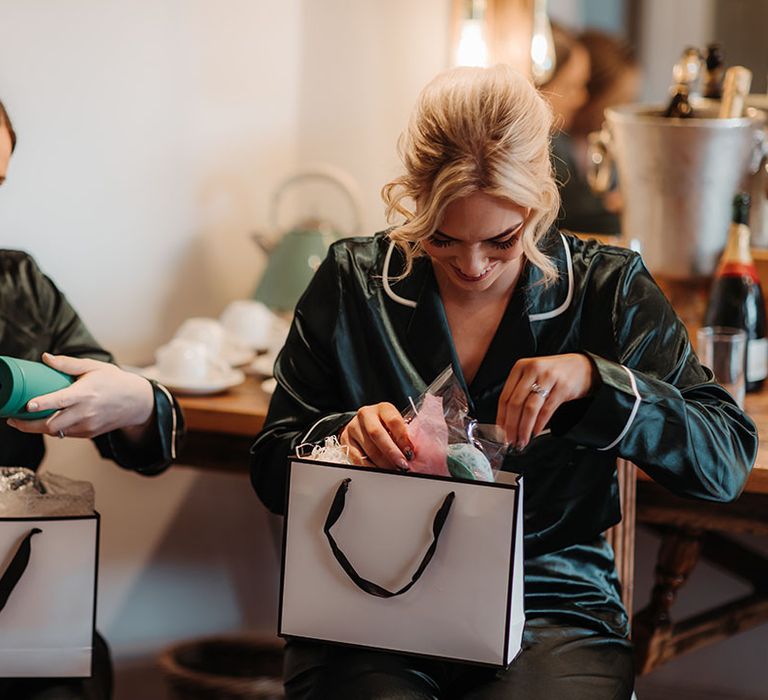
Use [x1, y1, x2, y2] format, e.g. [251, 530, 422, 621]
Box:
[397, 460, 410, 472]
[404, 449, 414, 461]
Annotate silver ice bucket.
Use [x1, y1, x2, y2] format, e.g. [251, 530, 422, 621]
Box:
[589, 103, 768, 279]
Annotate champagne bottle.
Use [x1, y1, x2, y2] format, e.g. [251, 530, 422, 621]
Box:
[702, 43, 725, 99]
[704, 193, 768, 392]
[663, 47, 701, 118]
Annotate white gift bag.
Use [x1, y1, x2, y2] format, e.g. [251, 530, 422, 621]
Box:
[0, 514, 99, 677]
[279, 459, 524, 668]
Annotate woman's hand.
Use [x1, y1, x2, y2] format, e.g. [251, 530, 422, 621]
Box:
[7, 353, 155, 440]
[497, 353, 597, 450]
[339, 402, 414, 470]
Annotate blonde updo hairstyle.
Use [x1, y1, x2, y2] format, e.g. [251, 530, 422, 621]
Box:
[382, 64, 560, 285]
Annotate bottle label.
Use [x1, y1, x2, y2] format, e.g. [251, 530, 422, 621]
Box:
[747, 337, 768, 382]
[718, 262, 759, 283]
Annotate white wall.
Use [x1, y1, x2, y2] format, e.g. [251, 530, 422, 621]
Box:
[0, 0, 302, 360]
[296, 0, 451, 237]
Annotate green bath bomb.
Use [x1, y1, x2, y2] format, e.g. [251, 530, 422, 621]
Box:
[447, 443, 494, 482]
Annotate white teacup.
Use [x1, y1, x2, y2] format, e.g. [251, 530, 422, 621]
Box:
[155, 339, 222, 382]
[220, 300, 278, 351]
[175, 318, 227, 359]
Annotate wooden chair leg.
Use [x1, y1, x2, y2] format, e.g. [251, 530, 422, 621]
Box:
[632, 526, 703, 674]
[605, 459, 636, 619]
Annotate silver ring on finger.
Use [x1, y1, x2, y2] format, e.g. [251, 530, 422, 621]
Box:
[530, 382, 551, 399]
[57, 429, 65, 439]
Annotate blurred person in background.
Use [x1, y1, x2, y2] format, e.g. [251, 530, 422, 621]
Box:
[572, 30, 641, 144]
[570, 29, 641, 233]
[0, 98, 183, 700]
[542, 26, 639, 235]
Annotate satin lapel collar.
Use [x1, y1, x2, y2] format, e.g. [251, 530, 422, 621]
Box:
[523, 228, 577, 354]
[379, 244, 455, 388]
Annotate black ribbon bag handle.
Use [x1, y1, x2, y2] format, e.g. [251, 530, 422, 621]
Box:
[0, 528, 42, 613]
[323, 478, 455, 598]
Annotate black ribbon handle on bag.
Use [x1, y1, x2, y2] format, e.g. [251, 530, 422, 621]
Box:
[0, 528, 42, 613]
[323, 478, 455, 598]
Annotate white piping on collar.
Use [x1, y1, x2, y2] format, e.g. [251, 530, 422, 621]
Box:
[383, 241, 418, 308]
[529, 232, 574, 321]
[597, 366, 641, 452]
[381, 232, 574, 318]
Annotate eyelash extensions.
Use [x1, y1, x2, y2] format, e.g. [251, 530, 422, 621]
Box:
[428, 235, 519, 250]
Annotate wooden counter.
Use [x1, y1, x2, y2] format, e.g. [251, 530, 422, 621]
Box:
[176, 377, 270, 473]
[179, 377, 270, 437]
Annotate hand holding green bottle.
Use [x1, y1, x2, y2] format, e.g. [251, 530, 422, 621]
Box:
[0, 355, 74, 420]
[4, 353, 155, 439]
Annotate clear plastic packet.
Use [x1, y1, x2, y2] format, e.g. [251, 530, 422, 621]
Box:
[404, 393, 450, 476]
[403, 366, 509, 482]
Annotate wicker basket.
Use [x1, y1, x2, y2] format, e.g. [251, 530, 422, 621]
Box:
[158, 634, 284, 700]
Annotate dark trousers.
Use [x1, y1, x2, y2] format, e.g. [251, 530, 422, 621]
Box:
[284, 617, 635, 700]
[0, 632, 113, 700]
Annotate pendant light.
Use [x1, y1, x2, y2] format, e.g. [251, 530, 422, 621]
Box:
[530, 0, 556, 85]
[455, 0, 489, 67]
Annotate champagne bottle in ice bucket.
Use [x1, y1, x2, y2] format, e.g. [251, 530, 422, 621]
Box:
[663, 46, 702, 118]
[704, 193, 768, 393]
[588, 59, 765, 279]
[0, 356, 74, 419]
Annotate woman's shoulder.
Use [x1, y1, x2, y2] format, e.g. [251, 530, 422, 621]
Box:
[326, 231, 394, 275]
[0, 250, 61, 330]
[0, 248, 40, 270]
[558, 230, 644, 284]
[532, 229, 651, 316]
[0, 249, 49, 287]
[329, 231, 391, 257]
[561, 230, 637, 262]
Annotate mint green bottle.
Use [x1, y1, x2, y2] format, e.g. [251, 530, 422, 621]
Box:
[0, 356, 74, 420]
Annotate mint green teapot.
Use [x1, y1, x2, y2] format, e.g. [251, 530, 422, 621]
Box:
[253, 166, 363, 312]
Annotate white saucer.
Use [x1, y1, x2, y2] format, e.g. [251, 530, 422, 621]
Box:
[247, 354, 277, 377]
[140, 366, 246, 395]
[224, 347, 256, 367]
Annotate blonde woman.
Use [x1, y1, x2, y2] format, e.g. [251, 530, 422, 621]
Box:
[251, 66, 756, 699]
